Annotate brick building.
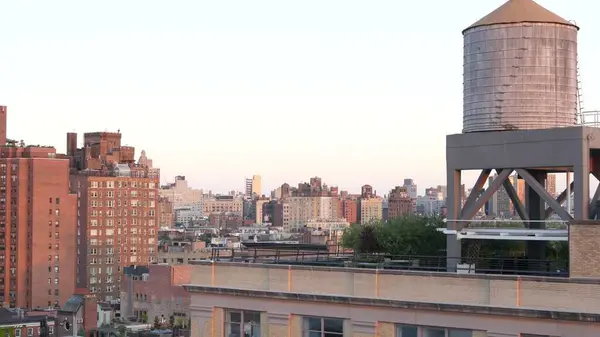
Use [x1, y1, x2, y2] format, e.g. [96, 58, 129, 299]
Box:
[341, 199, 357, 224]
[158, 197, 174, 228]
[120, 265, 191, 325]
[0, 106, 77, 309]
[67, 131, 160, 301]
[387, 186, 414, 220]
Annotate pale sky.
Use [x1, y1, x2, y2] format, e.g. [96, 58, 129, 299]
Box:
[0, 0, 598, 195]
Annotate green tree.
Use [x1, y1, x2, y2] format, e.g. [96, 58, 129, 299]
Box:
[118, 325, 127, 337]
[153, 316, 161, 330]
[176, 317, 185, 328]
[341, 215, 447, 256]
[358, 224, 381, 253]
[169, 315, 175, 329]
[340, 224, 361, 251]
[140, 312, 148, 323]
[377, 216, 446, 256]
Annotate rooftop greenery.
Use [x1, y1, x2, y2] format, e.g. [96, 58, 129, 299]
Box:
[340, 215, 568, 263]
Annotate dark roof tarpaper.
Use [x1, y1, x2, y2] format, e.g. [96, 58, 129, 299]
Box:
[464, 0, 578, 33]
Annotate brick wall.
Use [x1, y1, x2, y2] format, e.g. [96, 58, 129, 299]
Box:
[121, 265, 192, 322]
[569, 220, 600, 278]
[189, 262, 600, 314]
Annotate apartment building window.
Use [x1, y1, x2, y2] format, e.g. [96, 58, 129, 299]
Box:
[27, 328, 33, 336]
[397, 325, 472, 337]
[224, 310, 261, 337]
[303, 317, 343, 337]
[14, 329, 20, 337]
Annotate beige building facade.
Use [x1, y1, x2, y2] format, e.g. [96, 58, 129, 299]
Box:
[182, 220, 600, 337]
[359, 197, 383, 224]
[285, 197, 340, 231]
[202, 197, 243, 217]
[185, 260, 600, 337]
[159, 176, 203, 209]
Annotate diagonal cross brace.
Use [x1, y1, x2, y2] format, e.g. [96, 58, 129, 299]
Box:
[544, 181, 574, 219]
[460, 169, 491, 219]
[516, 169, 573, 221]
[460, 169, 512, 221]
[503, 179, 529, 221]
[589, 182, 600, 219]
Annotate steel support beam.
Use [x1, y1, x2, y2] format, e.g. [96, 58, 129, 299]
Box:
[573, 164, 590, 220]
[460, 169, 491, 219]
[544, 181, 574, 219]
[461, 169, 512, 221]
[516, 169, 573, 221]
[446, 169, 461, 272]
[502, 179, 529, 221]
[589, 182, 600, 219]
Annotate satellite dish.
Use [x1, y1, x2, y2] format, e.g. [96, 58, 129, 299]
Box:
[64, 321, 71, 331]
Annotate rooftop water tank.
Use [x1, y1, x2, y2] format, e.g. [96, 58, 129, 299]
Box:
[462, 0, 579, 133]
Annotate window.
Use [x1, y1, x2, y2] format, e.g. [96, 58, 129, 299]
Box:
[303, 317, 343, 337]
[397, 326, 472, 337]
[56, 198, 60, 205]
[397, 326, 418, 337]
[27, 328, 33, 336]
[448, 330, 473, 337]
[14, 329, 20, 337]
[224, 310, 261, 337]
[423, 328, 446, 337]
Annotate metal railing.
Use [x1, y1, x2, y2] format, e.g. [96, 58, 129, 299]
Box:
[209, 247, 568, 277]
[580, 110, 600, 127]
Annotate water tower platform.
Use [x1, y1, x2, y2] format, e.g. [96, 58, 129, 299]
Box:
[445, 125, 600, 270]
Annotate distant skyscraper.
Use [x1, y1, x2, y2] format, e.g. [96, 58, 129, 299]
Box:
[546, 174, 557, 197]
[246, 175, 262, 197]
[245, 178, 252, 197]
[402, 178, 418, 198]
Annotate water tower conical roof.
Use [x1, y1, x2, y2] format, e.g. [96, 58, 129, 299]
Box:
[463, 0, 578, 34]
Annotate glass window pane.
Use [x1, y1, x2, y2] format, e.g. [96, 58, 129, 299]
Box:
[397, 325, 418, 337]
[228, 311, 242, 323]
[244, 323, 260, 337]
[306, 317, 322, 331]
[225, 323, 241, 337]
[323, 319, 343, 333]
[306, 332, 321, 337]
[448, 329, 473, 337]
[244, 312, 261, 324]
[423, 328, 446, 337]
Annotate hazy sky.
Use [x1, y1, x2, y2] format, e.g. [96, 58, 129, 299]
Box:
[0, 0, 597, 195]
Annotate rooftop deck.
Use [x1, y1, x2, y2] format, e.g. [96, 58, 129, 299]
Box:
[187, 261, 600, 315]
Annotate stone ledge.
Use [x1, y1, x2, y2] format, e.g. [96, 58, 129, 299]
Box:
[189, 260, 600, 285]
[569, 220, 600, 226]
[183, 285, 600, 323]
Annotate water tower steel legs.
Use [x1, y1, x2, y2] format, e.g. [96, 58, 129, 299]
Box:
[444, 127, 600, 272]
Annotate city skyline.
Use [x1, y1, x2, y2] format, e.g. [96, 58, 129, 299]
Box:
[2, 0, 600, 194]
